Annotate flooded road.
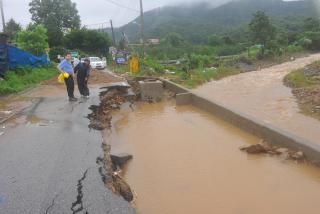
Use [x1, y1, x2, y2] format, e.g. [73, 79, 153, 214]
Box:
[195, 53, 320, 144]
[110, 101, 320, 214]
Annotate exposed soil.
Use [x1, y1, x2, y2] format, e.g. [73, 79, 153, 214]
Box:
[284, 62, 320, 120]
[0, 69, 119, 124]
[87, 77, 142, 202]
[290, 87, 320, 120]
[42, 69, 120, 86]
[88, 69, 124, 84]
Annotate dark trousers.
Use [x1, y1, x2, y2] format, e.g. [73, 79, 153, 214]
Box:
[64, 75, 75, 98]
[77, 75, 89, 96]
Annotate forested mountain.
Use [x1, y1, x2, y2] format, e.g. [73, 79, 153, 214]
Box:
[108, 0, 317, 44]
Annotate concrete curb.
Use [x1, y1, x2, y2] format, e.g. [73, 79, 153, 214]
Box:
[161, 78, 320, 164]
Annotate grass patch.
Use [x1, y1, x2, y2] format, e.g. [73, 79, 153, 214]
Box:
[0, 66, 58, 95]
[167, 66, 240, 88]
[108, 63, 241, 88]
[284, 69, 320, 88]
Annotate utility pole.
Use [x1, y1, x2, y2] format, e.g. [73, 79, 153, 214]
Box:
[110, 19, 116, 46]
[0, 0, 5, 32]
[139, 0, 145, 59]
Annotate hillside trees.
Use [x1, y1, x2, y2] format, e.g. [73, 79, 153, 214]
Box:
[249, 11, 276, 56]
[165, 32, 184, 47]
[299, 17, 320, 50]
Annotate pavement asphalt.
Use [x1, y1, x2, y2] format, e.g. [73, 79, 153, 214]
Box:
[0, 86, 135, 214]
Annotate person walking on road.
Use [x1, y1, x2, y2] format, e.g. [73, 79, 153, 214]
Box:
[57, 53, 78, 102]
[75, 58, 91, 98]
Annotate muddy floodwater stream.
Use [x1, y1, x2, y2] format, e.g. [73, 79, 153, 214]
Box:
[109, 100, 320, 214]
[195, 53, 320, 144]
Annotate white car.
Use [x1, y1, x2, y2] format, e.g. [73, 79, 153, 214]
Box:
[88, 57, 107, 69]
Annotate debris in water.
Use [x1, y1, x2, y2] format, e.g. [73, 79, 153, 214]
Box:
[97, 142, 134, 202]
[240, 144, 268, 154]
[88, 80, 138, 131]
[111, 153, 133, 170]
[0, 111, 12, 115]
[240, 141, 306, 163]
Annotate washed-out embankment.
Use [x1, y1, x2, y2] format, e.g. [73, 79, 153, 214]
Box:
[87, 76, 320, 204]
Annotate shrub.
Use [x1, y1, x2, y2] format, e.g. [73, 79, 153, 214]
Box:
[143, 57, 165, 73]
[16, 25, 49, 56]
[0, 66, 58, 95]
[189, 54, 211, 69]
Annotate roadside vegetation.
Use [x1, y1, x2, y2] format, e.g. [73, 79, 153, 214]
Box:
[110, 10, 320, 88]
[4, 0, 320, 90]
[284, 61, 320, 120]
[1, 0, 111, 96]
[0, 66, 58, 95]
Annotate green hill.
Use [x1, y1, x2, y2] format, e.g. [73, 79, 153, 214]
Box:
[108, 0, 317, 44]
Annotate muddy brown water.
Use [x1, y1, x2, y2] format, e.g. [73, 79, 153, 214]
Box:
[109, 100, 320, 214]
[195, 53, 320, 144]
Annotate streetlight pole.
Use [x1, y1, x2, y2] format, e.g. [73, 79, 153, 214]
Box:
[0, 0, 5, 32]
[139, 0, 145, 59]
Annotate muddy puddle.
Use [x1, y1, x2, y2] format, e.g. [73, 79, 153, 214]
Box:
[109, 100, 320, 214]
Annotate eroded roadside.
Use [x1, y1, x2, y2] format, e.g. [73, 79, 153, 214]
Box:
[87, 79, 141, 202]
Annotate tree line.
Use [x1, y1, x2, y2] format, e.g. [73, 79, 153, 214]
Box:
[146, 11, 320, 60]
[5, 0, 111, 60]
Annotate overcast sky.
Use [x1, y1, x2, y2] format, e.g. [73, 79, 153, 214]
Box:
[3, 0, 230, 29]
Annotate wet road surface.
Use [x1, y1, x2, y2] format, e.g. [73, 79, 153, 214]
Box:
[110, 101, 320, 214]
[195, 53, 320, 144]
[0, 86, 134, 214]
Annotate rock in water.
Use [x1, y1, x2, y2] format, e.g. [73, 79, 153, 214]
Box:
[289, 151, 305, 161]
[240, 144, 267, 154]
[111, 153, 133, 168]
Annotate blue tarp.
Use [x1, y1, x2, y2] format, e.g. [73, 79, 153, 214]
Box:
[0, 44, 49, 70]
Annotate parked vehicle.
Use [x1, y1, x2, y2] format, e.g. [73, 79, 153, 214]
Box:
[87, 57, 106, 69]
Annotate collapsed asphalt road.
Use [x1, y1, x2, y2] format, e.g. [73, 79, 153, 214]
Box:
[0, 86, 135, 214]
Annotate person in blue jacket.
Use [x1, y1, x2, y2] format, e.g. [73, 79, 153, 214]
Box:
[57, 53, 77, 102]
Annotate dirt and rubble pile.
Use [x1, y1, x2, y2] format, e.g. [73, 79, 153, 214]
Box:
[88, 79, 142, 202]
[87, 80, 139, 131]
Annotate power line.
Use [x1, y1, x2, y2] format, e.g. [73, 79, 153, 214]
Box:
[101, 0, 139, 13]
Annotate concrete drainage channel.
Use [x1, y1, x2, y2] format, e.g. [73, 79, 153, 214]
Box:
[164, 79, 320, 164]
[88, 77, 320, 213]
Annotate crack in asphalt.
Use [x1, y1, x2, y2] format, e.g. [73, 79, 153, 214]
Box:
[71, 169, 89, 214]
[44, 194, 58, 214]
